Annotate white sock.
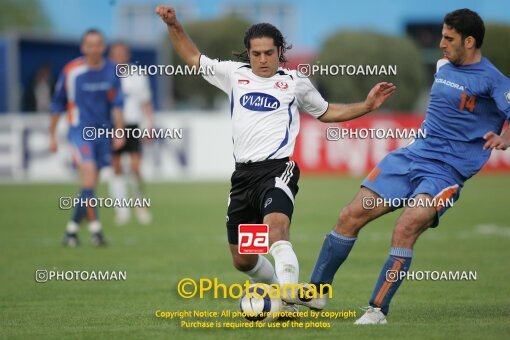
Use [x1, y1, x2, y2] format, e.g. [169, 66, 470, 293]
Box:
[245, 255, 279, 285]
[88, 220, 102, 233]
[66, 220, 79, 234]
[109, 175, 129, 217]
[269, 240, 299, 287]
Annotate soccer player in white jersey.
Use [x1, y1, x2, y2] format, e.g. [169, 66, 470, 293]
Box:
[156, 5, 395, 310]
[108, 42, 154, 226]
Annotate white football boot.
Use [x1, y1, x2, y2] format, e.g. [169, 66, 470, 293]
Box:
[354, 306, 387, 325]
[135, 207, 152, 225]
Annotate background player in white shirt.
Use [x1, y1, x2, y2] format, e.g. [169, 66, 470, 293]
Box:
[156, 5, 395, 309]
[109, 42, 154, 225]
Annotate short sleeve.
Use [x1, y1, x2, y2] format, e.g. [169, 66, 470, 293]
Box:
[295, 76, 328, 118]
[436, 58, 449, 72]
[199, 55, 234, 94]
[490, 73, 510, 120]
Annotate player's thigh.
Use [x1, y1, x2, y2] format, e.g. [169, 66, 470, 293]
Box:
[78, 161, 98, 188]
[346, 148, 416, 225]
[226, 187, 259, 270]
[129, 152, 142, 175]
[111, 154, 122, 174]
[69, 138, 101, 187]
[350, 186, 393, 221]
[95, 139, 112, 170]
[410, 164, 463, 228]
[226, 182, 259, 246]
[335, 186, 392, 236]
[263, 211, 291, 244]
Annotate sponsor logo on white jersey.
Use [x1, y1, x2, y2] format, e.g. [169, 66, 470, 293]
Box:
[240, 92, 281, 111]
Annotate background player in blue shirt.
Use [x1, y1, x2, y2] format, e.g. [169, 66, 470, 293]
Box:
[292, 9, 510, 324]
[49, 29, 125, 247]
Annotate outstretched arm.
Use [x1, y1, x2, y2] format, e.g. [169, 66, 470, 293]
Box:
[156, 5, 201, 68]
[319, 82, 396, 123]
[483, 128, 510, 151]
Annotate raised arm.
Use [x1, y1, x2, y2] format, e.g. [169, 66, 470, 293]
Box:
[319, 82, 396, 123]
[156, 5, 201, 68]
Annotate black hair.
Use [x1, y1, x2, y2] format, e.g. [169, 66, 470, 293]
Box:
[81, 28, 104, 44]
[444, 8, 485, 48]
[233, 23, 292, 63]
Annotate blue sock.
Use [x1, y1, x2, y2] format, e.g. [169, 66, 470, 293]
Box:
[71, 188, 95, 223]
[369, 247, 413, 315]
[310, 231, 357, 288]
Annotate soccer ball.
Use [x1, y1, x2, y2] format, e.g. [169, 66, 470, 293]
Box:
[239, 283, 282, 322]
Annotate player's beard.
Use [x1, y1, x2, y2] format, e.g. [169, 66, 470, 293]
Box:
[449, 44, 466, 66]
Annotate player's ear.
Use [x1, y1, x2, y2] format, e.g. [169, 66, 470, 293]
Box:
[465, 36, 476, 49]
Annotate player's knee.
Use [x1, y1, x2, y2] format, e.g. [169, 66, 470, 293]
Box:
[264, 213, 290, 241]
[268, 222, 286, 239]
[393, 217, 424, 241]
[113, 166, 122, 175]
[232, 254, 257, 272]
[335, 204, 366, 235]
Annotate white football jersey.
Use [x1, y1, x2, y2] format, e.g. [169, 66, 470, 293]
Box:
[121, 72, 152, 125]
[200, 55, 328, 163]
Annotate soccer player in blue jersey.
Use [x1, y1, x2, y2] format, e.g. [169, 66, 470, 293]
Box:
[291, 9, 510, 323]
[49, 29, 125, 247]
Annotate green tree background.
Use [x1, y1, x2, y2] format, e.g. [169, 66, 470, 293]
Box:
[0, 0, 49, 32]
[315, 31, 425, 111]
[483, 24, 510, 76]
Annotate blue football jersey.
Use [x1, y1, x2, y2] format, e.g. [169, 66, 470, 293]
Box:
[408, 57, 510, 179]
[51, 57, 123, 136]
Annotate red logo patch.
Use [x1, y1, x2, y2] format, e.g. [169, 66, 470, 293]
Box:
[274, 81, 288, 91]
[238, 224, 269, 254]
[238, 79, 250, 85]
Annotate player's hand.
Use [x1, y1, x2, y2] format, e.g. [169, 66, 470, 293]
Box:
[49, 137, 58, 153]
[142, 126, 154, 144]
[113, 136, 126, 151]
[483, 131, 510, 150]
[364, 82, 396, 112]
[156, 5, 177, 26]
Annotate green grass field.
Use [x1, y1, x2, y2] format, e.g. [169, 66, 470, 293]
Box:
[1, 176, 509, 339]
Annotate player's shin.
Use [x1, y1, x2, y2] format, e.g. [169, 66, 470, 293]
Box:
[70, 188, 95, 225]
[130, 174, 144, 199]
[310, 231, 357, 288]
[245, 255, 279, 285]
[269, 240, 299, 298]
[368, 247, 413, 315]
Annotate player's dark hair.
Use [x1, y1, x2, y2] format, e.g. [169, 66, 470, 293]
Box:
[109, 41, 130, 53]
[81, 28, 104, 44]
[444, 8, 485, 48]
[233, 23, 292, 63]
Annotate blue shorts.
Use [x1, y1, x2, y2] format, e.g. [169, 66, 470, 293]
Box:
[69, 134, 112, 169]
[361, 147, 465, 227]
